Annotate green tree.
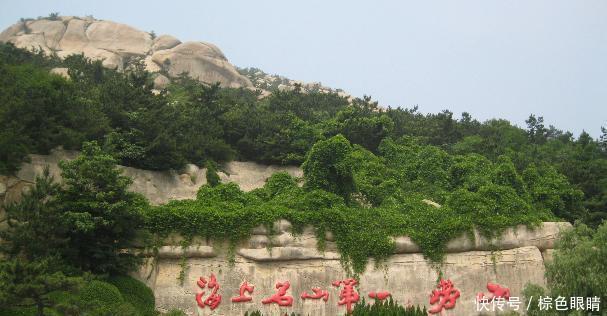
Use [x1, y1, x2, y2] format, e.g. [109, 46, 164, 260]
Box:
[0, 169, 67, 259]
[0, 257, 83, 316]
[524, 222, 607, 315]
[205, 160, 221, 187]
[0, 170, 84, 316]
[326, 96, 394, 153]
[58, 141, 146, 274]
[302, 135, 355, 202]
[526, 114, 548, 145]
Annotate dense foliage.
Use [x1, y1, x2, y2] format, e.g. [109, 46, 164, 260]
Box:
[1, 43, 604, 227]
[523, 221, 607, 316]
[58, 142, 147, 274]
[108, 275, 156, 316]
[0, 41, 605, 315]
[147, 134, 562, 273]
[0, 143, 150, 315]
[350, 298, 428, 316]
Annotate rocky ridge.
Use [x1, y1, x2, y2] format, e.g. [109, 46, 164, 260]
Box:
[237, 67, 354, 101]
[0, 15, 252, 89]
[0, 15, 355, 100]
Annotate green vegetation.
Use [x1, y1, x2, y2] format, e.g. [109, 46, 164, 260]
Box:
[108, 275, 156, 316]
[58, 141, 146, 274]
[350, 298, 428, 316]
[1, 42, 604, 227]
[0, 41, 605, 315]
[244, 311, 299, 316]
[78, 280, 124, 309]
[0, 143, 150, 315]
[242, 299, 427, 316]
[523, 221, 607, 316]
[147, 135, 558, 273]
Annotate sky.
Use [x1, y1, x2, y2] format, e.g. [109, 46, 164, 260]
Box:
[1, 0, 606, 137]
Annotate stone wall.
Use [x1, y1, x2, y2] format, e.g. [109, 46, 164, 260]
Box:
[134, 221, 570, 316]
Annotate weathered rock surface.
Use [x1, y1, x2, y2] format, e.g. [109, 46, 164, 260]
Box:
[151, 41, 251, 88]
[0, 17, 252, 88]
[133, 218, 567, 316]
[152, 34, 181, 51]
[153, 74, 171, 90]
[10, 148, 302, 205]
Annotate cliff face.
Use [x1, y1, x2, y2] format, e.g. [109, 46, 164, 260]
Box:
[137, 221, 567, 316]
[0, 16, 253, 89]
[4, 148, 302, 205]
[0, 149, 570, 315]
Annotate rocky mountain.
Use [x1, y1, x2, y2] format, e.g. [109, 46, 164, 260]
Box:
[238, 66, 353, 100]
[0, 15, 354, 100]
[0, 15, 252, 88]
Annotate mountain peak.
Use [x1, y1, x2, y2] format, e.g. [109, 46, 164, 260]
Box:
[0, 15, 252, 88]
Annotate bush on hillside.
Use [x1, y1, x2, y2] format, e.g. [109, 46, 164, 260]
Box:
[108, 275, 155, 316]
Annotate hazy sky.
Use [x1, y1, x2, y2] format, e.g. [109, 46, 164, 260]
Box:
[2, 1, 606, 137]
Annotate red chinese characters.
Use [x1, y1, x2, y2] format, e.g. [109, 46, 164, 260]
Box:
[332, 278, 360, 314]
[262, 281, 294, 307]
[428, 279, 460, 314]
[195, 274, 222, 310]
[476, 283, 511, 302]
[368, 291, 391, 300]
[301, 287, 329, 302]
[232, 281, 255, 303]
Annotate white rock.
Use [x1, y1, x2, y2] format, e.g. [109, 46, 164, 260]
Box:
[144, 55, 161, 72]
[247, 235, 270, 249]
[14, 149, 302, 205]
[9, 33, 51, 55]
[154, 245, 216, 258]
[58, 18, 89, 52]
[148, 246, 546, 316]
[50, 67, 70, 79]
[151, 41, 252, 88]
[152, 34, 181, 51]
[85, 20, 152, 56]
[27, 19, 66, 49]
[237, 247, 340, 261]
[153, 74, 171, 90]
[0, 21, 25, 42]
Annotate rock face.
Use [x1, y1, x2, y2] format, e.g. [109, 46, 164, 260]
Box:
[0, 17, 252, 88]
[133, 220, 570, 316]
[152, 41, 251, 88]
[9, 148, 302, 205]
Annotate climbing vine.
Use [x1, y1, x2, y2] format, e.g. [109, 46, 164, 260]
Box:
[146, 136, 555, 274]
[143, 136, 561, 275]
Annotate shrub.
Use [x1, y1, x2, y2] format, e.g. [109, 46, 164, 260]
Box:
[523, 222, 607, 315]
[302, 134, 355, 201]
[78, 280, 124, 308]
[351, 298, 428, 316]
[110, 302, 141, 316]
[108, 275, 155, 316]
[205, 160, 221, 187]
[244, 311, 299, 316]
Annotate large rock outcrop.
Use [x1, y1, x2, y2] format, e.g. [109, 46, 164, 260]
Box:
[0, 16, 252, 88]
[6, 148, 301, 205]
[133, 220, 570, 316]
